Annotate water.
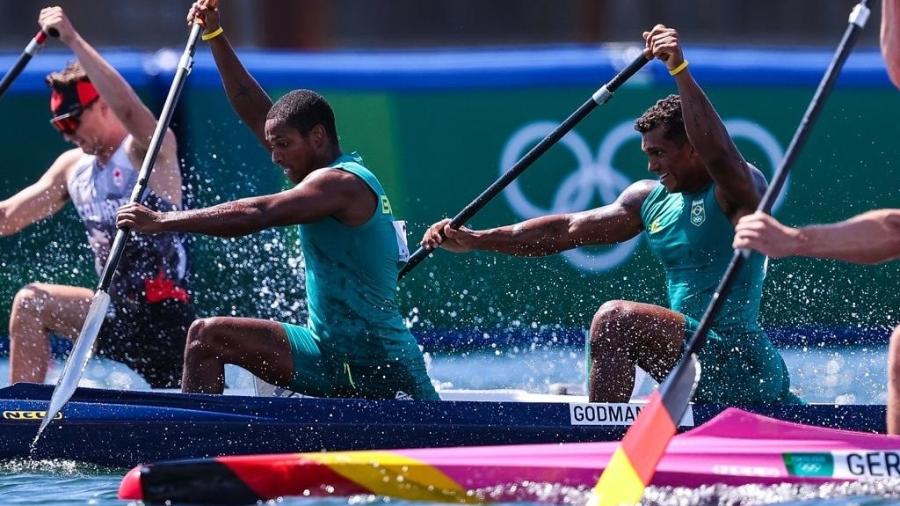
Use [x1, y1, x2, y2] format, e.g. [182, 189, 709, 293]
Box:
[0, 346, 893, 505]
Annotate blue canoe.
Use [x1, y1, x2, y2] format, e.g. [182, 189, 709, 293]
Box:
[0, 383, 885, 468]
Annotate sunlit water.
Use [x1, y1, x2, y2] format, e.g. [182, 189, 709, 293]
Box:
[0, 346, 894, 505]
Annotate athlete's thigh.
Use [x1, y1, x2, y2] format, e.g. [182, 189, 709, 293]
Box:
[198, 317, 295, 387]
[615, 301, 686, 381]
[20, 283, 94, 339]
[280, 323, 343, 397]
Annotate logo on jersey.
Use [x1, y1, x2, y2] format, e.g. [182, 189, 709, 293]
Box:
[649, 217, 663, 234]
[380, 195, 393, 214]
[112, 167, 125, 189]
[690, 199, 706, 226]
[395, 390, 413, 400]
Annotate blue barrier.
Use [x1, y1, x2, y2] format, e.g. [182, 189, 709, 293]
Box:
[0, 45, 892, 94]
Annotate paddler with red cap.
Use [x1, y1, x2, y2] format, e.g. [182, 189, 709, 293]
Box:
[0, 6, 194, 388]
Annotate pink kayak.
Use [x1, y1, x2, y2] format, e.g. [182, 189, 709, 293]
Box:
[119, 408, 900, 504]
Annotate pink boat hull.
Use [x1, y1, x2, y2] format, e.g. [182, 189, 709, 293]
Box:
[120, 408, 900, 503]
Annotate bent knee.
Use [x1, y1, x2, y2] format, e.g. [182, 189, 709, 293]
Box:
[12, 283, 51, 316]
[589, 300, 638, 348]
[591, 300, 639, 333]
[185, 317, 229, 356]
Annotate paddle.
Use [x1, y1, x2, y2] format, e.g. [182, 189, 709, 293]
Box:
[35, 23, 203, 439]
[589, 2, 872, 504]
[397, 52, 651, 279]
[0, 28, 57, 101]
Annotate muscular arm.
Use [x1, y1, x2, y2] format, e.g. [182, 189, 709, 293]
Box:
[207, 35, 273, 148]
[643, 25, 759, 217]
[792, 210, 900, 264]
[0, 150, 76, 236]
[67, 37, 176, 154]
[126, 169, 355, 237]
[470, 180, 653, 256]
[884, 0, 900, 89]
[675, 71, 760, 215]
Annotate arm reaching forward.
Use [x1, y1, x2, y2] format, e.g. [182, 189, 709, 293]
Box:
[733, 210, 900, 265]
[420, 180, 654, 256]
[118, 168, 359, 237]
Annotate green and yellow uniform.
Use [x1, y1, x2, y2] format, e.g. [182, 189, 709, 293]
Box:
[281, 153, 438, 400]
[641, 182, 799, 404]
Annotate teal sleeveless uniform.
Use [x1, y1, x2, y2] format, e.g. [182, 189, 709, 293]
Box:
[640, 182, 799, 404]
[280, 153, 438, 400]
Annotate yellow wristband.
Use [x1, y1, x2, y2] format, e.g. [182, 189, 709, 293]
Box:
[668, 60, 689, 76]
[201, 26, 224, 42]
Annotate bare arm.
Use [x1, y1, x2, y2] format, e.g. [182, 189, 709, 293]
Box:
[422, 180, 654, 256]
[118, 169, 355, 237]
[734, 210, 900, 265]
[0, 150, 77, 236]
[189, 0, 273, 148]
[645, 25, 760, 216]
[884, 0, 900, 89]
[40, 7, 182, 205]
[792, 210, 900, 264]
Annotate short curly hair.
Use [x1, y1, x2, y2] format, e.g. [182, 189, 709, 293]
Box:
[634, 94, 687, 143]
[45, 61, 88, 88]
[267, 89, 339, 145]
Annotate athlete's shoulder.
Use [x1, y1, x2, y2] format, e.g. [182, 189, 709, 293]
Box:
[619, 179, 660, 212]
[302, 166, 366, 194]
[54, 147, 85, 164]
[746, 163, 768, 195]
[49, 148, 86, 179]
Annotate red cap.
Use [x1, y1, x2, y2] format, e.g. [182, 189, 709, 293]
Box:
[49, 79, 99, 118]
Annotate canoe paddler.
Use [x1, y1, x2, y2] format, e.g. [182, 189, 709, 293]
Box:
[422, 24, 800, 404]
[116, 0, 437, 400]
[1, 7, 193, 388]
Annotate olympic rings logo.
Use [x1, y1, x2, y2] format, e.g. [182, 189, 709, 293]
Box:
[500, 118, 787, 273]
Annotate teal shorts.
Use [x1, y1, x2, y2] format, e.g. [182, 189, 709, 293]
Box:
[683, 316, 803, 404]
[281, 322, 439, 400]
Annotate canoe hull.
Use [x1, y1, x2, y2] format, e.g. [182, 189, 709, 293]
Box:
[0, 384, 887, 468]
[119, 409, 900, 504]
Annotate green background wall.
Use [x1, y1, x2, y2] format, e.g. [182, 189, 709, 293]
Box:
[1, 48, 897, 350]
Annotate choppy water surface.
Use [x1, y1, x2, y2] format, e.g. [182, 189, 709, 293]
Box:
[0, 346, 894, 505]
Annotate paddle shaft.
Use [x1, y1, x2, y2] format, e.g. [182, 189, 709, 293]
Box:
[0, 30, 55, 100]
[98, 24, 202, 291]
[398, 53, 650, 279]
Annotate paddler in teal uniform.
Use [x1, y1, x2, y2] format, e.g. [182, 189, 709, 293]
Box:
[422, 24, 800, 405]
[117, 0, 437, 400]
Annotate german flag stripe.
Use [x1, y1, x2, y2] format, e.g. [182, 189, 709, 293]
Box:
[302, 451, 480, 503]
[620, 390, 677, 485]
[591, 355, 700, 505]
[590, 392, 676, 506]
[223, 455, 369, 498]
[136, 460, 271, 503]
[589, 447, 644, 506]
